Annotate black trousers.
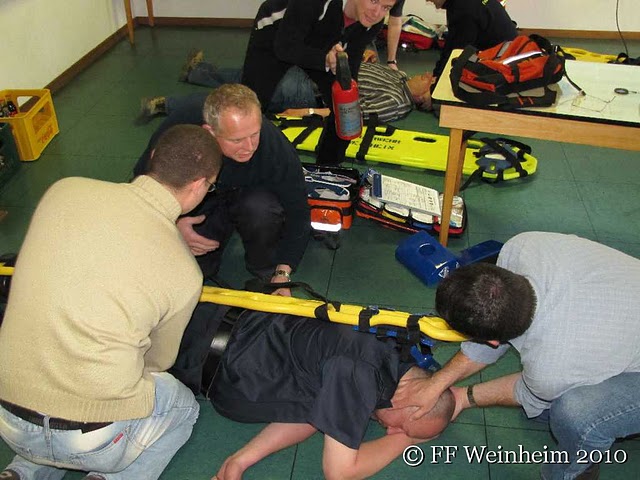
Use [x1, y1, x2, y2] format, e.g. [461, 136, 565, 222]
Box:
[305, 69, 350, 166]
[190, 187, 285, 279]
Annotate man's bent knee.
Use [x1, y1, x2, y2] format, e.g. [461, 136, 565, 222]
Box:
[234, 189, 284, 228]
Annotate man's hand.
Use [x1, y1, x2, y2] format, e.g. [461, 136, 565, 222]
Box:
[212, 454, 245, 480]
[394, 350, 490, 420]
[270, 265, 292, 297]
[362, 49, 378, 63]
[269, 275, 292, 297]
[325, 43, 345, 74]
[176, 215, 220, 256]
[392, 377, 446, 421]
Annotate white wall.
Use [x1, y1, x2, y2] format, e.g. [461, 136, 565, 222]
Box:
[134, 0, 263, 19]
[391, 0, 639, 32]
[0, 0, 128, 90]
[504, 0, 638, 32]
[141, 0, 640, 32]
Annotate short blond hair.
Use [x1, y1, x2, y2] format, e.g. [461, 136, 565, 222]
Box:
[202, 84, 262, 132]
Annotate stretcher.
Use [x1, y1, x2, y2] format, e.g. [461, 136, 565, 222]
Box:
[561, 47, 618, 63]
[200, 285, 467, 342]
[272, 116, 537, 182]
[200, 284, 467, 375]
[0, 262, 467, 343]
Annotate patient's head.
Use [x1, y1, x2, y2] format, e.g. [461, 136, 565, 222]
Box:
[406, 72, 434, 110]
[375, 367, 454, 439]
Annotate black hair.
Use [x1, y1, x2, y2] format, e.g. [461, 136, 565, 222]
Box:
[435, 263, 535, 342]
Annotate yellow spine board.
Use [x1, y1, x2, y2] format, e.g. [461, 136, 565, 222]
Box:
[275, 118, 537, 181]
[202, 286, 468, 342]
[561, 47, 618, 63]
[0, 264, 467, 342]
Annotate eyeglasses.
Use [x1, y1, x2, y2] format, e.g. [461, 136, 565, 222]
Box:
[206, 180, 217, 193]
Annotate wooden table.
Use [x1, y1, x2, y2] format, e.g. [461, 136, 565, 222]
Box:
[124, 0, 155, 45]
[432, 50, 640, 246]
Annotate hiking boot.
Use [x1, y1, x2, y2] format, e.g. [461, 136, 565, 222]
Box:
[140, 96, 167, 117]
[0, 470, 21, 479]
[178, 49, 204, 82]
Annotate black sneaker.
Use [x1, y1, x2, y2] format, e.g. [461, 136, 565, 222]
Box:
[178, 49, 204, 82]
[134, 96, 166, 125]
[140, 96, 166, 117]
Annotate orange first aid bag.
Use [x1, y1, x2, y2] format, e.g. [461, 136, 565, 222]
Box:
[450, 35, 566, 109]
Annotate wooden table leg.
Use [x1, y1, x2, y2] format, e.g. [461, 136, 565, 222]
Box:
[438, 128, 467, 246]
[124, 0, 134, 44]
[146, 0, 155, 27]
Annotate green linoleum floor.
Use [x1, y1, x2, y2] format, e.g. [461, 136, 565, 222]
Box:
[1, 25, 639, 479]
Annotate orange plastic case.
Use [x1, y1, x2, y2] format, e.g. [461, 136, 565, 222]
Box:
[304, 164, 361, 233]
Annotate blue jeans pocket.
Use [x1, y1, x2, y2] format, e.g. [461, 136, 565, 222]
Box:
[67, 424, 142, 473]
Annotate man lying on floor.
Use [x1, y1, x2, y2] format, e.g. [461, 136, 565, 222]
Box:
[209, 310, 455, 480]
[139, 52, 434, 125]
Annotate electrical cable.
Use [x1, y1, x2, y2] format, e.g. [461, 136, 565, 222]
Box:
[615, 0, 629, 57]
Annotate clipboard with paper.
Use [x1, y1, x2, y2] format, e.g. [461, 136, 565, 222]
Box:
[371, 173, 442, 217]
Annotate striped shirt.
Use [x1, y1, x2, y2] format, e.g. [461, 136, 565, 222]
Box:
[358, 62, 414, 123]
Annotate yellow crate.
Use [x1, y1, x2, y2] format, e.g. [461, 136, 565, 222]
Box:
[0, 89, 59, 161]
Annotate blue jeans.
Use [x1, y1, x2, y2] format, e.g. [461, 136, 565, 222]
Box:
[0, 372, 199, 480]
[181, 63, 319, 113]
[540, 372, 640, 480]
[186, 63, 242, 88]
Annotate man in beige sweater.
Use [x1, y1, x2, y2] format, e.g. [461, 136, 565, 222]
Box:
[0, 124, 222, 480]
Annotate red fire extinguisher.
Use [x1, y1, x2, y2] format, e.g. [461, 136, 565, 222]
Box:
[332, 52, 363, 140]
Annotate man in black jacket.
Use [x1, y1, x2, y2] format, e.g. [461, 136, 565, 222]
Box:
[134, 84, 310, 296]
[210, 310, 454, 480]
[429, 0, 518, 79]
[242, 0, 398, 165]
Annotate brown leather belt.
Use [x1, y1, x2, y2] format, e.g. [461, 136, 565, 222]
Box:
[0, 400, 112, 433]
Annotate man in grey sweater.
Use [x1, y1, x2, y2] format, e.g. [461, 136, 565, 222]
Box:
[394, 232, 640, 480]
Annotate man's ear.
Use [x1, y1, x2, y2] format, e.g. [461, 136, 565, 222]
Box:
[194, 176, 209, 193]
[202, 124, 216, 136]
[176, 177, 208, 215]
[182, 177, 206, 200]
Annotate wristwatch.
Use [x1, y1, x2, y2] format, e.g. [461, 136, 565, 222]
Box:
[387, 60, 397, 65]
[467, 385, 478, 407]
[273, 269, 291, 280]
[308, 108, 315, 116]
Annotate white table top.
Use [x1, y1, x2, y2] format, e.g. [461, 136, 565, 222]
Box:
[433, 49, 640, 128]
